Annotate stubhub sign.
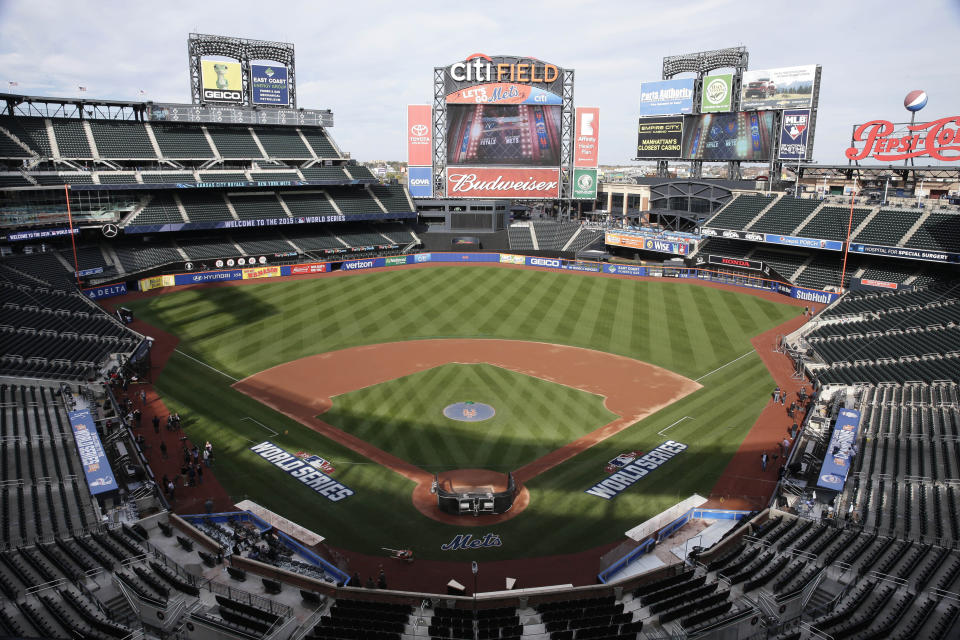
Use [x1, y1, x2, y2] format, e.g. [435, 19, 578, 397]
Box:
[408, 166, 433, 198]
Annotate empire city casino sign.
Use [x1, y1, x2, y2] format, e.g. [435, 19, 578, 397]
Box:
[845, 115, 960, 162]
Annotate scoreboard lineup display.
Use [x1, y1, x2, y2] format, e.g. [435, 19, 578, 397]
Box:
[446, 104, 562, 166]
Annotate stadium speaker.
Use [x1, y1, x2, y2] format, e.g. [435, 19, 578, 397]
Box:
[226, 566, 246, 581]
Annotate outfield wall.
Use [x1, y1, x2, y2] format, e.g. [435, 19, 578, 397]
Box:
[85, 252, 839, 306]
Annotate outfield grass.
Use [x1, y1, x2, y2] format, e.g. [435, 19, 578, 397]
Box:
[127, 267, 799, 560]
[322, 363, 617, 472]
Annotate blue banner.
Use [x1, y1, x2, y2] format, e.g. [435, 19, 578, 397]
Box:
[407, 166, 433, 198]
[639, 79, 695, 116]
[173, 270, 242, 285]
[5, 227, 79, 241]
[779, 109, 810, 160]
[124, 211, 416, 234]
[790, 287, 839, 305]
[848, 243, 960, 264]
[524, 256, 562, 268]
[817, 409, 861, 491]
[561, 263, 601, 272]
[585, 441, 687, 499]
[69, 178, 377, 192]
[430, 253, 499, 262]
[250, 64, 290, 106]
[78, 267, 104, 277]
[83, 283, 128, 300]
[68, 409, 117, 496]
[340, 258, 384, 271]
[764, 233, 843, 252]
[249, 441, 353, 502]
[603, 264, 646, 277]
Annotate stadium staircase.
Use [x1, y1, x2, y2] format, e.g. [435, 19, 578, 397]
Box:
[562, 226, 585, 252]
[142, 122, 164, 159]
[0, 125, 39, 158]
[790, 199, 830, 236]
[788, 254, 816, 283]
[171, 193, 190, 221]
[528, 223, 540, 250]
[899, 209, 934, 247]
[743, 193, 784, 231]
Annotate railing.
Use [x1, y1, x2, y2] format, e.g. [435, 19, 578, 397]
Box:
[288, 603, 327, 640]
[800, 620, 835, 640]
[801, 568, 827, 609]
[206, 579, 293, 618]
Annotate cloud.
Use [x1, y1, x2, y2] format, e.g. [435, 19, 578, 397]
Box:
[1, 0, 958, 165]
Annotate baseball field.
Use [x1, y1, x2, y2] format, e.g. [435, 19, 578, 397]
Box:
[125, 265, 799, 561]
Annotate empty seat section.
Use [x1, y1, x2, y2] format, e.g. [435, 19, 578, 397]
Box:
[150, 123, 215, 158]
[853, 209, 922, 246]
[704, 194, 775, 229]
[369, 184, 414, 212]
[207, 127, 263, 158]
[797, 206, 872, 241]
[253, 127, 312, 158]
[280, 192, 337, 217]
[749, 196, 821, 234]
[88, 120, 156, 158]
[327, 188, 380, 215]
[228, 194, 287, 220]
[300, 128, 339, 158]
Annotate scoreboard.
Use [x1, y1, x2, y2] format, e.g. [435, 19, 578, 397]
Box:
[148, 103, 333, 128]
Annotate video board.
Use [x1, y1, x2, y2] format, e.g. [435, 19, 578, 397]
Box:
[681, 111, 775, 161]
[439, 54, 570, 199]
[446, 104, 562, 167]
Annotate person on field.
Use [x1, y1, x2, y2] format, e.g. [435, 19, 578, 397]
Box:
[761, 451, 769, 472]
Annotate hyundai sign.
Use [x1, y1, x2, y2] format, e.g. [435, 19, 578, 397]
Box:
[408, 166, 433, 198]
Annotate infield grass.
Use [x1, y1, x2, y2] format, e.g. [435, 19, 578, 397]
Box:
[127, 266, 800, 560]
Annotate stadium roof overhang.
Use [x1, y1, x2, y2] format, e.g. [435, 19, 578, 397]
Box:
[789, 163, 960, 181]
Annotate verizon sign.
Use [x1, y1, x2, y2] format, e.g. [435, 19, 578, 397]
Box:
[845, 116, 960, 162]
[446, 167, 560, 199]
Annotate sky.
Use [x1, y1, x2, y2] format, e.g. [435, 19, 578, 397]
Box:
[1, 0, 959, 165]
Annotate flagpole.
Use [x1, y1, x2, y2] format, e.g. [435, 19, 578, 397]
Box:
[839, 179, 857, 291]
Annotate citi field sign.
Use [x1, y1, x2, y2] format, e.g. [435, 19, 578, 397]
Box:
[846, 115, 960, 162]
[447, 53, 560, 85]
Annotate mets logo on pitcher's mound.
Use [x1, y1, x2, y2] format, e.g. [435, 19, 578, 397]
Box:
[462, 408, 478, 418]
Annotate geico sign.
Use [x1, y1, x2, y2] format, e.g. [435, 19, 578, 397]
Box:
[204, 89, 242, 101]
[529, 258, 560, 267]
[449, 54, 558, 84]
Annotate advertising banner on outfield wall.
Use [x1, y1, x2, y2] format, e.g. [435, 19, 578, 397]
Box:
[83, 283, 128, 300]
[250, 64, 289, 106]
[790, 287, 839, 305]
[430, 253, 499, 262]
[639, 79, 695, 116]
[708, 255, 764, 271]
[407, 166, 433, 198]
[242, 266, 282, 280]
[700, 74, 733, 113]
[407, 105, 433, 167]
[525, 256, 562, 268]
[741, 65, 818, 111]
[574, 107, 600, 167]
[174, 270, 243, 285]
[779, 109, 811, 160]
[603, 264, 647, 277]
[446, 167, 560, 199]
[290, 263, 329, 275]
[636, 116, 684, 158]
[817, 409, 861, 492]
[201, 59, 244, 103]
[572, 168, 598, 200]
[499, 254, 526, 265]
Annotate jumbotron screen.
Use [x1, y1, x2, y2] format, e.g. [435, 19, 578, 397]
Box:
[681, 111, 775, 161]
[446, 104, 562, 167]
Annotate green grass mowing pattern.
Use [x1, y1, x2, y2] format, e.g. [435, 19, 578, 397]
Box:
[128, 267, 796, 380]
[321, 364, 617, 473]
[129, 267, 800, 559]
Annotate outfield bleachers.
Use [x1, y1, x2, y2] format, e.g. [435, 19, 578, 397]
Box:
[748, 197, 820, 235]
[852, 208, 923, 246]
[150, 123, 215, 159]
[704, 193, 776, 230]
[88, 120, 156, 159]
[797, 205, 873, 241]
[207, 126, 264, 159]
[254, 127, 312, 159]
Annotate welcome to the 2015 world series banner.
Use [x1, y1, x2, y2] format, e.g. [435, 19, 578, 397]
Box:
[250, 441, 354, 502]
[585, 440, 687, 499]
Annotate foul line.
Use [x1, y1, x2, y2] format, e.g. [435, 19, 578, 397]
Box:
[241, 417, 279, 436]
[658, 416, 694, 437]
[694, 350, 755, 383]
[173, 349, 239, 382]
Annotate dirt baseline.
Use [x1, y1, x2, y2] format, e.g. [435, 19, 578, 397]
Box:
[234, 339, 701, 523]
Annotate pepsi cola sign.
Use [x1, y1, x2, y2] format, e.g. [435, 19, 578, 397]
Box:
[846, 115, 960, 162]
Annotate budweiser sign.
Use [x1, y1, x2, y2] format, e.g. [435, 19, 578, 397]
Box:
[845, 116, 960, 162]
[446, 167, 560, 199]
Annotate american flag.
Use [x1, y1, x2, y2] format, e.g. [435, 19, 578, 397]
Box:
[138, 89, 146, 96]
[78, 85, 87, 92]
[8, 81, 17, 87]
